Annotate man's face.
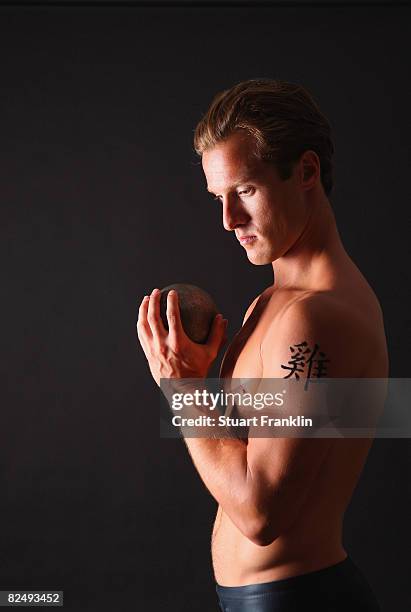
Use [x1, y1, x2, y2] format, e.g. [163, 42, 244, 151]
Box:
[202, 130, 309, 265]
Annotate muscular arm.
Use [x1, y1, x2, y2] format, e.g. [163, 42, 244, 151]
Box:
[180, 294, 262, 542]
[182, 437, 257, 536]
[182, 297, 367, 546]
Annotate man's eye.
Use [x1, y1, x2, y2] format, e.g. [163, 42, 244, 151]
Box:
[213, 195, 222, 202]
[238, 187, 254, 196]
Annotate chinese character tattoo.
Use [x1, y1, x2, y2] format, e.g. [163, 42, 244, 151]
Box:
[281, 341, 330, 390]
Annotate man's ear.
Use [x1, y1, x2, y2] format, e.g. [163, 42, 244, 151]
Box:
[300, 150, 320, 190]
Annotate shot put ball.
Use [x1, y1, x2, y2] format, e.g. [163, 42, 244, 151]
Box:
[159, 283, 219, 344]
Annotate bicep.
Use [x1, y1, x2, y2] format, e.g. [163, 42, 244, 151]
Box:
[246, 391, 334, 519]
[247, 436, 333, 506]
[245, 300, 354, 518]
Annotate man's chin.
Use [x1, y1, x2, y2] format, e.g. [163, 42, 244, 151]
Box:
[246, 251, 272, 266]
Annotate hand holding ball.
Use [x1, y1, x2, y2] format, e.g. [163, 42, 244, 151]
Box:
[137, 284, 227, 384]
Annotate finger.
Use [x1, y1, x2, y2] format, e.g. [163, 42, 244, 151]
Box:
[167, 289, 185, 349]
[207, 314, 227, 358]
[147, 288, 167, 345]
[137, 295, 152, 343]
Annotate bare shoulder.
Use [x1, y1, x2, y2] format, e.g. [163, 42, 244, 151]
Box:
[282, 290, 380, 336]
[283, 292, 364, 328]
[261, 291, 384, 378]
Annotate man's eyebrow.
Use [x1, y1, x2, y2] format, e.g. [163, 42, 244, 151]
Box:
[206, 178, 254, 193]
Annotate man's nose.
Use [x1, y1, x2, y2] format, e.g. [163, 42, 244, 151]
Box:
[222, 195, 248, 232]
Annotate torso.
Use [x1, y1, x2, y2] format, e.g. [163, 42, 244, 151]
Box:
[212, 260, 388, 586]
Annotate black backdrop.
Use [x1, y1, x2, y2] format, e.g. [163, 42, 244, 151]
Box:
[0, 3, 410, 611]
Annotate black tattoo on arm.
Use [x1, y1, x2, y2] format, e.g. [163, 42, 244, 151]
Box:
[281, 341, 330, 390]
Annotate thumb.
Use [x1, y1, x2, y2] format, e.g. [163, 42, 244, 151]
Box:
[207, 314, 228, 357]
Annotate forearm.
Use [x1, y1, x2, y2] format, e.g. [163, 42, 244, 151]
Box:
[183, 436, 262, 541]
[163, 378, 265, 541]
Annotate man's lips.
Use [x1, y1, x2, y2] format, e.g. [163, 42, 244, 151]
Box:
[238, 235, 257, 245]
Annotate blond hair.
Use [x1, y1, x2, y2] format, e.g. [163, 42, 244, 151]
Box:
[194, 79, 334, 196]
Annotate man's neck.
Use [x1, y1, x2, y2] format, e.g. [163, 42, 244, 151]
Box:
[272, 194, 347, 292]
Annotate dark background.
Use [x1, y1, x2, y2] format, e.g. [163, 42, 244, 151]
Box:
[0, 3, 410, 611]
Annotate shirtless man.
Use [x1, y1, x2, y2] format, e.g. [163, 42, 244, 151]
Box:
[137, 79, 388, 611]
